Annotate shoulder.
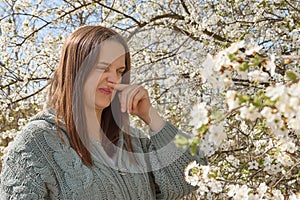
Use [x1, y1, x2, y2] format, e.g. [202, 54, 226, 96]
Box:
[3, 112, 71, 170]
[9, 119, 67, 153]
[0, 118, 66, 198]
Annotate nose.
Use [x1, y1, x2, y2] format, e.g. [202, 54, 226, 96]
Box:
[107, 70, 121, 84]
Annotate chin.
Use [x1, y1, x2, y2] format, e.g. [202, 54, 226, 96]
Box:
[95, 102, 110, 110]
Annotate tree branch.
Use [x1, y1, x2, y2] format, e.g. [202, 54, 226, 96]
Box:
[284, 0, 300, 12]
[126, 13, 185, 41]
[272, 161, 300, 188]
[94, 1, 141, 26]
[8, 83, 49, 106]
[0, 77, 50, 90]
[16, 2, 93, 46]
[180, 0, 190, 15]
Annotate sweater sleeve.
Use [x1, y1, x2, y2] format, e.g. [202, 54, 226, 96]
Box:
[142, 121, 207, 200]
[0, 129, 49, 199]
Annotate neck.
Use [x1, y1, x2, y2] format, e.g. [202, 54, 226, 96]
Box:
[85, 107, 102, 142]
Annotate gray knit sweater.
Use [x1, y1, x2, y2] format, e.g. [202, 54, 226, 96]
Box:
[0, 109, 207, 199]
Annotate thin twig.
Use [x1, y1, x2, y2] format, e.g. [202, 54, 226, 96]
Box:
[272, 161, 300, 188]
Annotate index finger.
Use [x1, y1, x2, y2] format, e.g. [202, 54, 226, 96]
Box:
[107, 83, 129, 91]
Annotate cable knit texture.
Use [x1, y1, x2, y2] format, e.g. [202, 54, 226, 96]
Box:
[0, 109, 207, 199]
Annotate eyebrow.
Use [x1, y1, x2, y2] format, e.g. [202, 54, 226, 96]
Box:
[97, 61, 111, 66]
[97, 61, 126, 69]
[118, 66, 126, 70]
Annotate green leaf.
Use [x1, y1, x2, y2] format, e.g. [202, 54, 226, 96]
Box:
[250, 55, 263, 66]
[238, 94, 250, 104]
[210, 111, 223, 120]
[228, 53, 236, 62]
[263, 98, 276, 107]
[197, 125, 209, 135]
[189, 138, 200, 156]
[285, 71, 298, 81]
[174, 135, 189, 148]
[239, 62, 249, 71]
[252, 96, 262, 108]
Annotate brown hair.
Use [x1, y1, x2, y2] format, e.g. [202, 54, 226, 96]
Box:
[47, 25, 132, 167]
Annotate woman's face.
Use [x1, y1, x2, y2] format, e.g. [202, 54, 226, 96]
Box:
[84, 40, 126, 112]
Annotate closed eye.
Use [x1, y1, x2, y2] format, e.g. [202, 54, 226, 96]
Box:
[117, 67, 126, 74]
[95, 64, 125, 75]
[95, 61, 110, 71]
[95, 66, 108, 72]
[118, 69, 125, 74]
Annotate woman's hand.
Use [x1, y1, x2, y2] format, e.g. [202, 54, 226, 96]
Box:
[107, 83, 165, 131]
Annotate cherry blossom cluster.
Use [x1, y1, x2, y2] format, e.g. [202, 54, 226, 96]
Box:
[185, 41, 300, 199]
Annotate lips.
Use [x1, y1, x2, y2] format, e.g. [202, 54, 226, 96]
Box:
[98, 88, 112, 95]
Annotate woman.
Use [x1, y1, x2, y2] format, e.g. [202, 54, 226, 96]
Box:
[0, 25, 207, 199]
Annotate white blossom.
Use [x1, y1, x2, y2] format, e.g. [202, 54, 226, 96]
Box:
[257, 182, 268, 196]
[228, 184, 251, 200]
[276, 152, 294, 167]
[225, 90, 239, 110]
[248, 160, 259, 170]
[265, 54, 276, 76]
[208, 123, 226, 147]
[248, 70, 270, 82]
[207, 179, 223, 194]
[239, 105, 261, 121]
[189, 102, 209, 133]
[184, 161, 210, 187]
[272, 189, 284, 200]
[245, 44, 262, 55]
[280, 141, 298, 153]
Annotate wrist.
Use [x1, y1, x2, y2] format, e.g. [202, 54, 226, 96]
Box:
[146, 107, 165, 132]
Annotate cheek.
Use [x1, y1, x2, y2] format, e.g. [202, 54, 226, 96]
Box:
[83, 84, 94, 105]
[84, 75, 99, 97]
[87, 72, 103, 88]
[96, 72, 108, 86]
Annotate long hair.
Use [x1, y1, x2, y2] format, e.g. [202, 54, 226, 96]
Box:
[47, 25, 132, 167]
